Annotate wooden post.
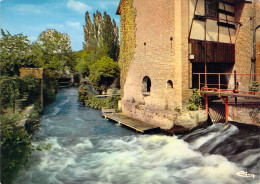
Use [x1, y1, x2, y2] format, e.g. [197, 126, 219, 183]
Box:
[225, 97, 229, 124]
[205, 95, 208, 118]
[218, 73, 221, 96]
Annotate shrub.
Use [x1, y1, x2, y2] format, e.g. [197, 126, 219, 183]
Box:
[187, 89, 202, 111]
[21, 74, 41, 105]
[89, 56, 119, 94]
[0, 76, 23, 110]
[0, 114, 34, 183]
[84, 95, 120, 110]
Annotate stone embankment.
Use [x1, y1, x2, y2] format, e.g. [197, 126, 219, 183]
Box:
[119, 100, 207, 134]
[17, 104, 35, 128]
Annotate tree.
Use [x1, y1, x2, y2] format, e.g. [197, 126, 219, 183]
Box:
[38, 29, 72, 54]
[0, 30, 35, 76]
[83, 11, 119, 62]
[75, 50, 91, 77]
[35, 29, 75, 73]
[102, 12, 119, 61]
[89, 56, 119, 94]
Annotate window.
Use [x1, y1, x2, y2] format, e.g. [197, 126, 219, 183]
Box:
[205, 0, 218, 19]
[142, 76, 151, 96]
[167, 80, 173, 89]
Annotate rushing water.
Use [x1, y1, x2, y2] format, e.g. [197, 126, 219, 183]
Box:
[15, 87, 259, 184]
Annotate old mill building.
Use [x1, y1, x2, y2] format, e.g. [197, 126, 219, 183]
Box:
[116, 0, 260, 129]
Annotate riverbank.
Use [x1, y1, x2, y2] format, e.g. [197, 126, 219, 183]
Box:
[78, 84, 208, 134]
[0, 103, 42, 184]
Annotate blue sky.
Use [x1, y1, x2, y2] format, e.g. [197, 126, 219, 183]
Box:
[0, 0, 121, 51]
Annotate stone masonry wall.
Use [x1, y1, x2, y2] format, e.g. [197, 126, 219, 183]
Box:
[19, 68, 44, 79]
[122, 0, 177, 111]
[234, 1, 254, 91]
[120, 0, 192, 129]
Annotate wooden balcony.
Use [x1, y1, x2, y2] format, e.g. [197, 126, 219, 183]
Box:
[189, 39, 235, 63]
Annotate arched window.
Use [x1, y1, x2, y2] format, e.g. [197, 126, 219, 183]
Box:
[167, 80, 173, 89]
[142, 76, 151, 95]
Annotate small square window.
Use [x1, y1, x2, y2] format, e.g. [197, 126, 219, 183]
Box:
[205, 0, 218, 19]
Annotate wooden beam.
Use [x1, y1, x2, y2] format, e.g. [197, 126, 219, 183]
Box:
[219, 0, 235, 6]
[194, 15, 206, 21]
[217, 22, 236, 29]
[218, 9, 235, 16]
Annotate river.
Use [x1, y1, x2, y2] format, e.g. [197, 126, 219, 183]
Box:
[15, 87, 259, 184]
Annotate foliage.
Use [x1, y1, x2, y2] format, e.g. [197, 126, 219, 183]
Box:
[187, 89, 203, 111]
[35, 29, 76, 73]
[84, 94, 120, 110]
[0, 30, 35, 76]
[1, 29, 76, 109]
[0, 76, 21, 109]
[0, 74, 41, 110]
[43, 70, 59, 104]
[25, 101, 43, 134]
[89, 56, 119, 94]
[75, 50, 91, 77]
[21, 74, 41, 105]
[0, 114, 34, 183]
[83, 11, 119, 62]
[78, 85, 89, 105]
[76, 59, 90, 77]
[250, 81, 259, 92]
[118, 0, 136, 95]
[38, 29, 72, 54]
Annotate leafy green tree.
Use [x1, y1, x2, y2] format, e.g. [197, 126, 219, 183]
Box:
[0, 30, 35, 76]
[33, 29, 76, 102]
[89, 56, 119, 94]
[83, 11, 119, 62]
[35, 29, 75, 73]
[102, 12, 119, 61]
[74, 50, 91, 77]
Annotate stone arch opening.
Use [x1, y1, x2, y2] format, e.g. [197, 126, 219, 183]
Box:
[142, 76, 151, 95]
[167, 80, 173, 88]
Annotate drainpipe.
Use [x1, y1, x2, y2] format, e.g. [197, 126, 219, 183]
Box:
[251, 0, 256, 81]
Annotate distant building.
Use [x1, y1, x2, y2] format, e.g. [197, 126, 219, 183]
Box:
[117, 0, 260, 129]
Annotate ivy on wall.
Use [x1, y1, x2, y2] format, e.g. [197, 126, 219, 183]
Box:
[118, 0, 136, 96]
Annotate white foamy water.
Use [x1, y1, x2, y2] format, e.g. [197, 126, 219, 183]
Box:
[16, 135, 258, 184]
[14, 88, 259, 184]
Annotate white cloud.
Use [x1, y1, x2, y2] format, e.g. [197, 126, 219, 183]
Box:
[66, 21, 82, 30]
[67, 0, 92, 14]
